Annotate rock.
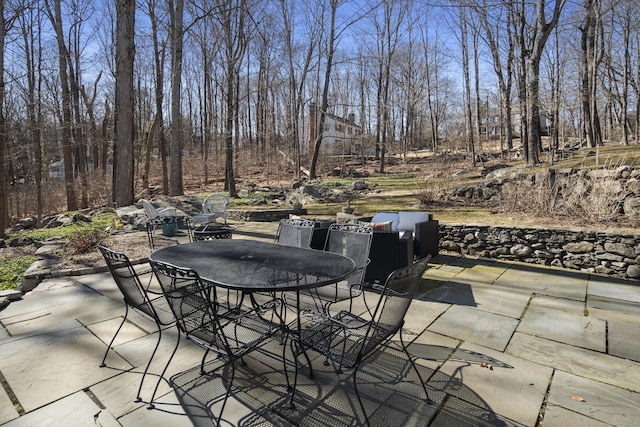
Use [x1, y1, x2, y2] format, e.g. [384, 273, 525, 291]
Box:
[623, 197, 640, 216]
[352, 180, 369, 191]
[441, 240, 461, 252]
[563, 242, 594, 253]
[625, 179, 640, 196]
[19, 217, 37, 228]
[604, 242, 635, 259]
[8, 237, 33, 247]
[35, 242, 64, 259]
[510, 244, 533, 257]
[0, 289, 22, 301]
[627, 265, 640, 279]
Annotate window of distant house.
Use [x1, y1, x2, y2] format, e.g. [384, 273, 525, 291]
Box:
[348, 127, 352, 134]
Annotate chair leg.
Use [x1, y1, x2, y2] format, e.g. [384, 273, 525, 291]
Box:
[215, 361, 235, 427]
[200, 348, 212, 375]
[400, 330, 432, 404]
[288, 340, 300, 409]
[352, 364, 372, 427]
[100, 305, 129, 367]
[135, 324, 162, 402]
[147, 328, 181, 409]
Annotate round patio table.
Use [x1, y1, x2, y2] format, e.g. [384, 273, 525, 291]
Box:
[148, 239, 356, 292]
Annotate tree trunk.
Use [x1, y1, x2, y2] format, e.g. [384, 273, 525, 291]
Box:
[460, 4, 476, 167]
[169, 0, 184, 196]
[113, 0, 136, 207]
[0, 0, 7, 232]
[48, 0, 77, 211]
[310, 0, 338, 179]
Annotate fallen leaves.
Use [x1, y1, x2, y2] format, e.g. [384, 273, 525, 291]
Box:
[570, 395, 585, 402]
[480, 362, 494, 370]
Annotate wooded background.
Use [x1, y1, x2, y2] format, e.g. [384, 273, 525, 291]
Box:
[0, 0, 638, 233]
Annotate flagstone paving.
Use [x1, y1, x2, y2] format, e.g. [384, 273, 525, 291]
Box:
[0, 222, 639, 426]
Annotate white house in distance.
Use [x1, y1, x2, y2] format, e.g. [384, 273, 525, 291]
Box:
[299, 103, 364, 155]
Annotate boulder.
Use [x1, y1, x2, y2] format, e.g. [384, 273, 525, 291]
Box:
[623, 197, 640, 216]
[627, 264, 640, 280]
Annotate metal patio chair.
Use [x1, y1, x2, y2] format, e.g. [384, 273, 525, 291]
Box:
[298, 223, 373, 315]
[97, 245, 178, 407]
[146, 215, 193, 251]
[149, 260, 285, 427]
[293, 257, 432, 425]
[274, 218, 315, 248]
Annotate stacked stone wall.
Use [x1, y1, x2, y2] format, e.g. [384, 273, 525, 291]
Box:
[439, 223, 640, 280]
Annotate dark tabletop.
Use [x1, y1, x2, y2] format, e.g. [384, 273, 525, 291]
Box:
[149, 239, 356, 291]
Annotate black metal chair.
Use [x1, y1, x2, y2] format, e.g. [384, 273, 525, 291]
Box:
[293, 257, 432, 425]
[274, 218, 315, 248]
[97, 245, 178, 407]
[149, 260, 285, 427]
[146, 215, 192, 251]
[299, 223, 373, 315]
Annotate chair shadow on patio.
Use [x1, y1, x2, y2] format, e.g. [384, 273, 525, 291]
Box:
[167, 336, 513, 426]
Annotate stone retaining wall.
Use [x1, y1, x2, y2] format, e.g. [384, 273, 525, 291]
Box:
[439, 223, 640, 280]
[226, 208, 304, 222]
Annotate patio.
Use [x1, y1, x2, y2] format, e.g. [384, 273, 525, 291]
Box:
[1, 221, 640, 426]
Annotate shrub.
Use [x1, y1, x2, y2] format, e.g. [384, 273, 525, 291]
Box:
[65, 229, 107, 255]
[415, 180, 450, 206]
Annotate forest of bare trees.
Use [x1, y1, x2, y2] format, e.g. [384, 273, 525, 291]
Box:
[1, 0, 640, 232]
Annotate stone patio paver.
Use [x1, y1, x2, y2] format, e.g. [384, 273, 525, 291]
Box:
[428, 304, 520, 351]
[547, 370, 640, 427]
[434, 341, 552, 426]
[0, 387, 17, 425]
[507, 332, 640, 393]
[1, 389, 120, 427]
[588, 276, 640, 303]
[494, 265, 588, 301]
[542, 405, 613, 427]
[0, 319, 131, 412]
[608, 320, 640, 362]
[517, 298, 606, 352]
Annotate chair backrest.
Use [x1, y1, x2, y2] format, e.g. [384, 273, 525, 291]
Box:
[150, 260, 229, 354]
[274, 218, 315, 248]
[98, 245, 168, 323]
[362, 256, 430, 356]
[324, 223, 373, 286]
[145, 219, 180, 251]
[141, 199, 160, 220]
[202, 193, 229, 222]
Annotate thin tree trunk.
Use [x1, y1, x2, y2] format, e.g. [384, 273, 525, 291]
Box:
[169, 0, 184, 196]
[113, 0, 136, 207]
[47, 0, 77, 211]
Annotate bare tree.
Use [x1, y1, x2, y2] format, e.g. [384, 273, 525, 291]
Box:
[459, 3, 476, 166]
[528, 0, 565, 164]
[113, 0, 135, 207]
[475, 0, 516, 153]
[45, 0, 78, 211]
[144, 0, 169, 193]
[279, 0, 321, 178]
[580, 0, 604, 148]
[309, 0, 338, 179]
[17, 4, 43, 225]
[0, 0, 17, 232]
[168, 0, 184, 196]
[370, 0, 409, 174]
